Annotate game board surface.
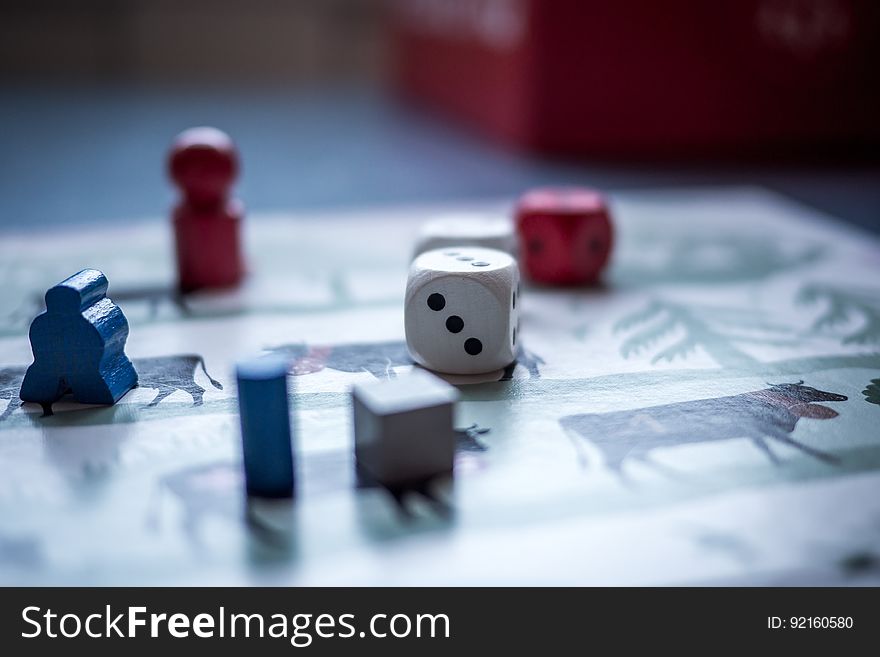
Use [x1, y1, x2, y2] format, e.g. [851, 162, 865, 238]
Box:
[1, 187, 879, 585]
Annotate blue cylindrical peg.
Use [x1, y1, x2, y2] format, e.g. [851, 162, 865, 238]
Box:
[236, 354, 295, 498]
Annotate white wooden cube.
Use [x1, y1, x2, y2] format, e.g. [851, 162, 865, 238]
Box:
[405, 247, 520, 375]
[352, 369, 459, 485]
[412, 213, 516, 260]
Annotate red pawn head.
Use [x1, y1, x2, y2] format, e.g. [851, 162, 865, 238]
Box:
[515, 187, 613, 286]
[169, 127, 239, 207]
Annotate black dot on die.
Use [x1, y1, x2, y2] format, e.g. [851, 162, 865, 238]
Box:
[472, 261, 490, 267]
[512, 290, 516, 309]
[457, 256, 474, 262]
[512, 327, 517, 345]
[427, 293, 445, 311]
[446, 315, 464, 333]
[529, 240, 543, 254]
[590, 239, 604, 252]
[464, 338, 483, 355]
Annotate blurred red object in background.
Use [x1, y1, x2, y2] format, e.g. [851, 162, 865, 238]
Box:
[170, 127, 245, 293]
[515, 187, 613, 286]
[391, 0, 880, 156]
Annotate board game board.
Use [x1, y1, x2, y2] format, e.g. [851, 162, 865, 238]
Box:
[1, 187, 879, 586]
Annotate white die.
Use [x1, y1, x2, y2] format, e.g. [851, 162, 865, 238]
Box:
[405, 247, 520, 375]
[411, 213, 516, 260]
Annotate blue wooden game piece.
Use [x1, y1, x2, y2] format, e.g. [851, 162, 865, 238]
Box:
[236, 354, 295, 498]
[19, 269, 138, 412]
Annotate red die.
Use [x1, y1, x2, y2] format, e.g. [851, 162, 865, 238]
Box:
[515, 187, 613, 285]
[169, 127, 245, 293]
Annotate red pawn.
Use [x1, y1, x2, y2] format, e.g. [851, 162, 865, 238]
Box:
[169, 127, 245, 293]
[515, 187, 613, 286]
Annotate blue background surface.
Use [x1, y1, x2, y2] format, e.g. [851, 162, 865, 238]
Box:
[2, 85, 879, 234]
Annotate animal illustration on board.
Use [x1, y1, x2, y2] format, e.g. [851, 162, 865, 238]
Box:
[560, 381, 848, 475]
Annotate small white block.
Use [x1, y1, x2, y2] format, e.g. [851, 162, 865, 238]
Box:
[412, 213, 516, 260]
[352, 369, 459, 485]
